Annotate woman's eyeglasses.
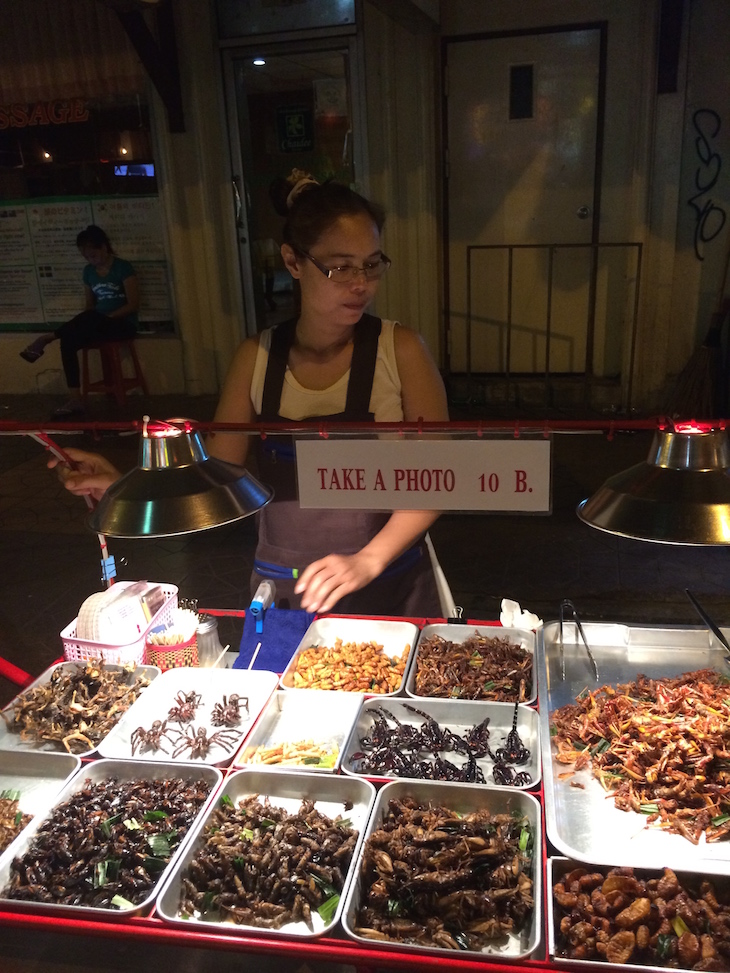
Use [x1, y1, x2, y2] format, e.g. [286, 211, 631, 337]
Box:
[296, 248, 391, 282]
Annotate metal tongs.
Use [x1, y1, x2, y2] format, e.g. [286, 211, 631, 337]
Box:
[559, 599, 599, 681]
[685, 589, 730, 661]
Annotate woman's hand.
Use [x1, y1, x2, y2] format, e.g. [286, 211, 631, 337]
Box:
[47, 448, 120, 501]
[294, 550, 383, 613]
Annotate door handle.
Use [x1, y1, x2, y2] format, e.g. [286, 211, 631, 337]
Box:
[576, 205, 591, 220]
[232, 178, 243, 228]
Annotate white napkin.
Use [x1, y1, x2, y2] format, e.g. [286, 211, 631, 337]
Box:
[500, 598, 543, 630]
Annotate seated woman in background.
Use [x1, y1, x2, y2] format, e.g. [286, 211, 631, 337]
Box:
[21, 224, 139, 417]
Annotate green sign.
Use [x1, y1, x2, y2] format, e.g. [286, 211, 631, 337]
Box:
[276, 105, 314, 153]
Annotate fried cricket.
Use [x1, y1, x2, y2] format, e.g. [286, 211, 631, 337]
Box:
[551, 667, 730, 844]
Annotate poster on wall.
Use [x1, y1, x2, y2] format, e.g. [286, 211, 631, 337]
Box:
[0, 195, 172, 330]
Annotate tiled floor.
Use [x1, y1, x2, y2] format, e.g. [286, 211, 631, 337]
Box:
[2, 390, 730, 971]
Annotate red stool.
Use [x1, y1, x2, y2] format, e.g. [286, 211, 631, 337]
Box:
[81, 339, 149, 407]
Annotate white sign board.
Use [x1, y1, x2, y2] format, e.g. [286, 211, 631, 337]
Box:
[295, 438, 551, 512]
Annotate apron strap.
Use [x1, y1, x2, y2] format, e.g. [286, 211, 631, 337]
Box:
[344, 313, 382, 417]
[260, 317, 297, 420]
[259, 313, 382, 422]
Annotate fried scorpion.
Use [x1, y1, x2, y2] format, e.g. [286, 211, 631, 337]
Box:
[352, 702, 532, 786]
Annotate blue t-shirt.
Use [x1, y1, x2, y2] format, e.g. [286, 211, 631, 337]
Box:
[83, 257, 138, 327]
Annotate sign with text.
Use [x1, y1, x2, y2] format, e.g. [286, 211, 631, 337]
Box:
[295, 438, 551, 512]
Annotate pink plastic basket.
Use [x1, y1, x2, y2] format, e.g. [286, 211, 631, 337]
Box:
[61, 583, 179, 666]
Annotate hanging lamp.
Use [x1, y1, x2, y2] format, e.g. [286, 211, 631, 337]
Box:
[87, 418, 272, 538]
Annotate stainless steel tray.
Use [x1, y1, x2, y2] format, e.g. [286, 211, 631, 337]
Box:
[0, 662, 160, 756]
[548, 856, 730, 972]
[341, 697, 541, 788]
[539, 621, 730, 873]
[98, 666, 278, 766]
[341, 778, 542, 961]
[0, 750, 81, 860]
[0, 758, 221, 918]
[155, 768, 376, 938]
[279, 616, 419, 697]
[234, 689, 363, 772]
[405, 624, 537, 705]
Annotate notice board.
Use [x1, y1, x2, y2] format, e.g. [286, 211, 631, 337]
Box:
[0, 195, 172, 331]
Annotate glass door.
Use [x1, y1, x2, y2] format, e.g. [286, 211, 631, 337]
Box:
[223, 43, 360, 335]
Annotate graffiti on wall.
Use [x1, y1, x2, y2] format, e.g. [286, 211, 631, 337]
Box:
[688, 109, 726, 261]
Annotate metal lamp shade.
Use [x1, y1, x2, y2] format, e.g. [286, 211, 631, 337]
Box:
[577, 426, 730, 545]
[87, 422, 273, 538]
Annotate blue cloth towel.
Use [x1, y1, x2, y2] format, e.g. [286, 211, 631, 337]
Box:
[233, 607, 315, 673]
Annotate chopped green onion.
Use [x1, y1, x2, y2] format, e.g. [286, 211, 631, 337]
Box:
[311, 874, 337, 898]
[100, 812, 122, 837]
[549, 726, 558, 737]
[220, 794, 234, 808]
[712, 813, 730, 826]
[147, 833, 173, 857]
[591, 738, 610, 756]
[240, 828, 254, 841]
[454, 931, 471, 950]
[123, 817, 142, 830]
[336, 817, 352, 830]
[639, 803, 659, 815]
[0, 789, 20, 801]
[519, 826, 531, 854]
[201, 890, 216, 913]
[143, 810, 169, 822]
[302, 756, 321, 765]
[482, 681, 495, 691]
[111, 894, 135, 910]
[450, 686, 463, 698]
[233, 856, 245, 869]
[672, 915, 690, 938]
[142, 856, 168, 875]
[14, 811, 23, 826]
[387, 898, 401, 917]
[93, 859, 120, 888]
[317, 893, 340, 924]
[655, 934, 674, 960]
[319, 752, 337, 769]
[260, 818, 277, 830]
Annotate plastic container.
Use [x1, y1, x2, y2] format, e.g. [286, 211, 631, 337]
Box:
[61, 582, 178, 667]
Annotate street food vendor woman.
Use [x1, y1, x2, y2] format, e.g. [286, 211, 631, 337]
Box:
[53, 175, 451, 617]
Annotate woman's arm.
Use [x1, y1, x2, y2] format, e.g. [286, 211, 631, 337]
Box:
[295, 324, 449, 612]
[83, 284, 95, 311]
[206, 336, 261, 465]
[105, 274, 140, 320]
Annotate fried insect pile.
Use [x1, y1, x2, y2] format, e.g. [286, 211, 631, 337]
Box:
[351, 703, 532, 786]
[0, 791, 32, 854]
[179, 795, 358, 929]
[293, 639, 410, 693]
[1, 661, 151, 754]
[3, 775, 211, 909]
[550, 668, 730, 843]
[415, 633, 532, 702]
[355, 796, 534, 951]
[553, 864, 730, 968]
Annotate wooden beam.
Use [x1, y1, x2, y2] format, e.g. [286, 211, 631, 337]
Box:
[115, 4, 185, 132]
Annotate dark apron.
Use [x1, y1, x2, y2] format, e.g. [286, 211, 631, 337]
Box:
[251, 314, 440, 617]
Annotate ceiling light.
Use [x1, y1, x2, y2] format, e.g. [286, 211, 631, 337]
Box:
[577, 422, 730, 545]
[87, 418, 273, 538]
[253, 58, 266, 66]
